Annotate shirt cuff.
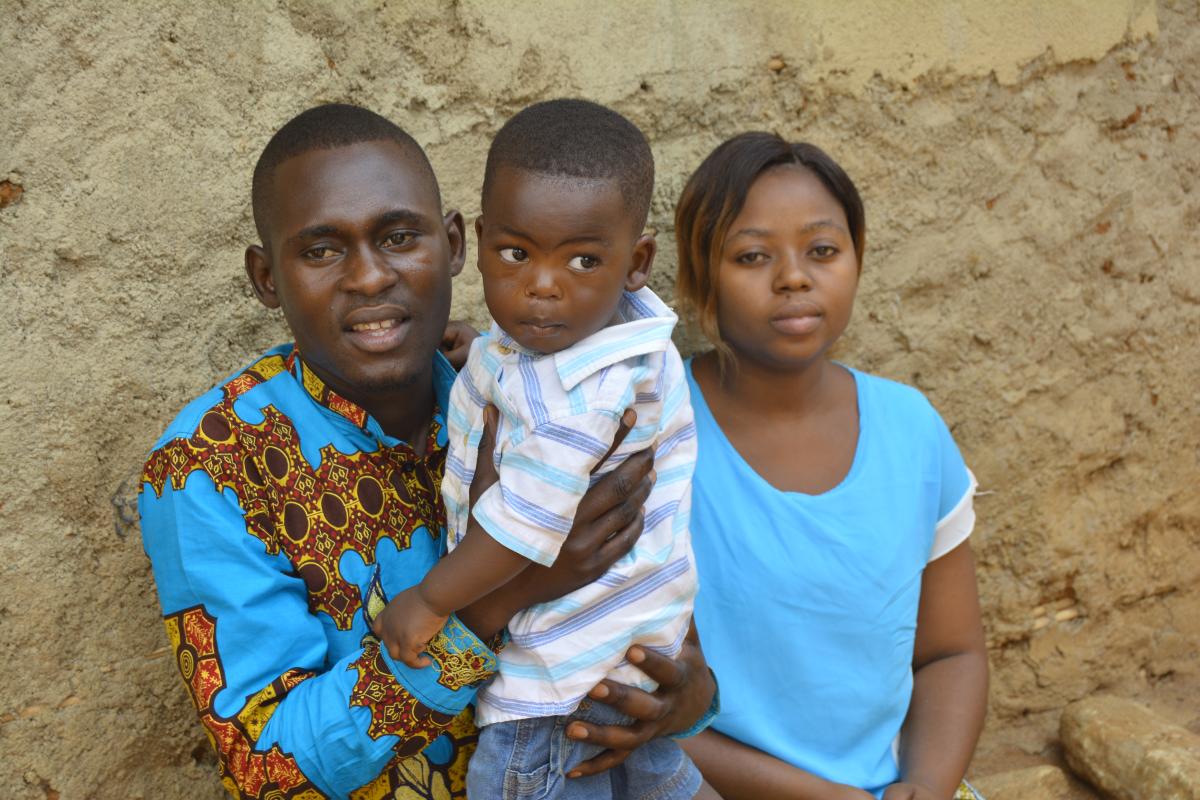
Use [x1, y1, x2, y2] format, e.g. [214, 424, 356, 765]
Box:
[669, 668, 721, 740]
[379, 613, 501, 716]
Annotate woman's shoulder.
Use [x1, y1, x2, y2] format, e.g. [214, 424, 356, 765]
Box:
[846, 366, 946, 431]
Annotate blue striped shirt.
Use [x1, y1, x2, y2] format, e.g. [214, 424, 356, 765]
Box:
[443, 288, 698, 725]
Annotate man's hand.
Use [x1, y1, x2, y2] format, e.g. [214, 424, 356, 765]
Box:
[882, 782, 942, 800]
[565, 631, 715, 779]
[440, 320, 479, 371]
[372, 585, 448, 669]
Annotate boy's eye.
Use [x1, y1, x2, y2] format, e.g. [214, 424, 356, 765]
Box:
[383, 231, 417, 248]
[567, 255, 600, 271]
[499, 247, 528, 264]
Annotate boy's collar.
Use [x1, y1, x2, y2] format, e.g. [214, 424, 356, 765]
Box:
[490, 288, 678, 392]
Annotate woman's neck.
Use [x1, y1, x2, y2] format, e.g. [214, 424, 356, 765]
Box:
[697, 350, 839, 419]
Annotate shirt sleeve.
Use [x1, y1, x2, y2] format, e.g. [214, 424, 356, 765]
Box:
[140, 444, 498, 799]
[471, 410, 624, 566]
[928, 408, 978, 562]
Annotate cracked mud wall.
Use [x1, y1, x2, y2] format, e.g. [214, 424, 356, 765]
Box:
[2, 1, 1197, 797]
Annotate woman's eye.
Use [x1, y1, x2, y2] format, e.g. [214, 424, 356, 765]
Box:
[383, 231, 416, 247]
[567, 255, 600, 271]
[811, 245, 838, 258]
[499, 247, 528, 264]
[735, 251, 766, 265]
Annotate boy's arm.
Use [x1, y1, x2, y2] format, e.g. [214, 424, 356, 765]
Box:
[140, 453, 499, 799]
[374, 530, 530, 668]
[885, 541, 988, 800]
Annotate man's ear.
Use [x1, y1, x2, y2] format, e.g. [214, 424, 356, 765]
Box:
[245, 245, 280, 309]
[624, 232, 657, 292]
[443, 210, 466, 277]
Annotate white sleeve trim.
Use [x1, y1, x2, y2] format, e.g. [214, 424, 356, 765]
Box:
[929, 469, 977, 562]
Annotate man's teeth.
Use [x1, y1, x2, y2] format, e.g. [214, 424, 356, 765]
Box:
[351, 320, 399, 332]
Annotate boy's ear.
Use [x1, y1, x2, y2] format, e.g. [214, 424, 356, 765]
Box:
[443, 210, 466, 277]
[624, 232, 656, 292]
[245, 245, 280, 309]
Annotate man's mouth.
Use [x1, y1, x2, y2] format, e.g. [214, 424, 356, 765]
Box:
[350, 319, 401, 333]
[343, 308, 412, 353]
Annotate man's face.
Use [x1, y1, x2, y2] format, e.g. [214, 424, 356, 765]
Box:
[246, 140, 464, 403]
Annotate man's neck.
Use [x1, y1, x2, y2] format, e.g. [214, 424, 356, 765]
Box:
[358, 380, 435, 452]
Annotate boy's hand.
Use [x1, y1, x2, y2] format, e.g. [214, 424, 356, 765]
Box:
[371, 585, 449, 669]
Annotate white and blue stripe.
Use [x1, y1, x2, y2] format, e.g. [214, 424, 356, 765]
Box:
[441, 287, 699, 726]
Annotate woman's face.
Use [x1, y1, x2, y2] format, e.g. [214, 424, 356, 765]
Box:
[714, 164, 860, 372]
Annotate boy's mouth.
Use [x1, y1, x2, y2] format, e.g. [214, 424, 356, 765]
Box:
[519, 320, 565, 337]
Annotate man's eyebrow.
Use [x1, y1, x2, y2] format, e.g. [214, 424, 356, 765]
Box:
[287, 224, 341, 245]
[376, 209, 432, 228]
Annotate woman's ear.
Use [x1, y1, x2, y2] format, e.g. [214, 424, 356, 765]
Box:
[625, 232, 657, 292]
[245, 245, 280, 309]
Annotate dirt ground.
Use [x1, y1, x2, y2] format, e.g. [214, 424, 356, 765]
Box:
[1, 1, 1197, 798]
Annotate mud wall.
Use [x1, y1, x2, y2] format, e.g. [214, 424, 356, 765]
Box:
[2, 1, 1197, 797]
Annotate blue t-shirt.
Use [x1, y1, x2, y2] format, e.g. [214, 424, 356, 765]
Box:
[686, 361, 974, 797]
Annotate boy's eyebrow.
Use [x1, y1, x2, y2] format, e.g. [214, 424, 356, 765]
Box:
[729, 219, 848, 239]
[494, 224, 610, 248]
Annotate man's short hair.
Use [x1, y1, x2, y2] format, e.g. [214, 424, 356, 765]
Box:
[482, 99, 654, 229]
[251, 103, 438, 244]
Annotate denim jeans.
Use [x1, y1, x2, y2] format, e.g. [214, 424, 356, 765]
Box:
[467, 699, 701, 800]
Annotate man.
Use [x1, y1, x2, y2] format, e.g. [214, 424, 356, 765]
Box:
[139, 104, 715, 800]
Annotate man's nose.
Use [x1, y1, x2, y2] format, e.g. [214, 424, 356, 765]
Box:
[342, 244, 399, 296]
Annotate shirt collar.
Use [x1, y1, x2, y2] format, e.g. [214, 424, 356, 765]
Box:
[490, 287, 678, 392]
[286, 346, 456, 440]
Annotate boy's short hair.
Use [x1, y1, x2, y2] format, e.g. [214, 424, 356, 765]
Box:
[482, 99, 654, 229]
[251, 103, 439, 244]
[674, 132, 865, 369]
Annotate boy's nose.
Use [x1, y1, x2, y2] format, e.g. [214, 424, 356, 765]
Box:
[524, 265, 562, 299]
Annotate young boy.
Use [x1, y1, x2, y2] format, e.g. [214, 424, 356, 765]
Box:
[374, 99, 707, 799]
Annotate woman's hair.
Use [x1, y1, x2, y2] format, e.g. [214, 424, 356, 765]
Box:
[674, 132, 865, 369]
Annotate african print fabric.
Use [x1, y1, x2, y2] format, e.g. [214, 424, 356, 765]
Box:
[140, 344, 499, 799]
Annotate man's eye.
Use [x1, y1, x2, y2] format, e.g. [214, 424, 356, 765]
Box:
[383, 231, 416, 247]
[305, 246, 338, 259]
[567, 255, 600, 271]
[499, 248, 528, 264]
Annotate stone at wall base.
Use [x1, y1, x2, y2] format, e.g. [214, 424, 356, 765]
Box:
[1061, 695, 1200, 800]
[972, 764, 1096, 800]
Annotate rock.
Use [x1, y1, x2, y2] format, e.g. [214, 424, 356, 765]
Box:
[973, 764, 1096, 800]
[1061, 695, 1200, 800]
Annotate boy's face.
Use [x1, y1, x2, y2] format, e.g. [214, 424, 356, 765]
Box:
[475, 168, 654, 354]
[245, 140, 464, 402]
